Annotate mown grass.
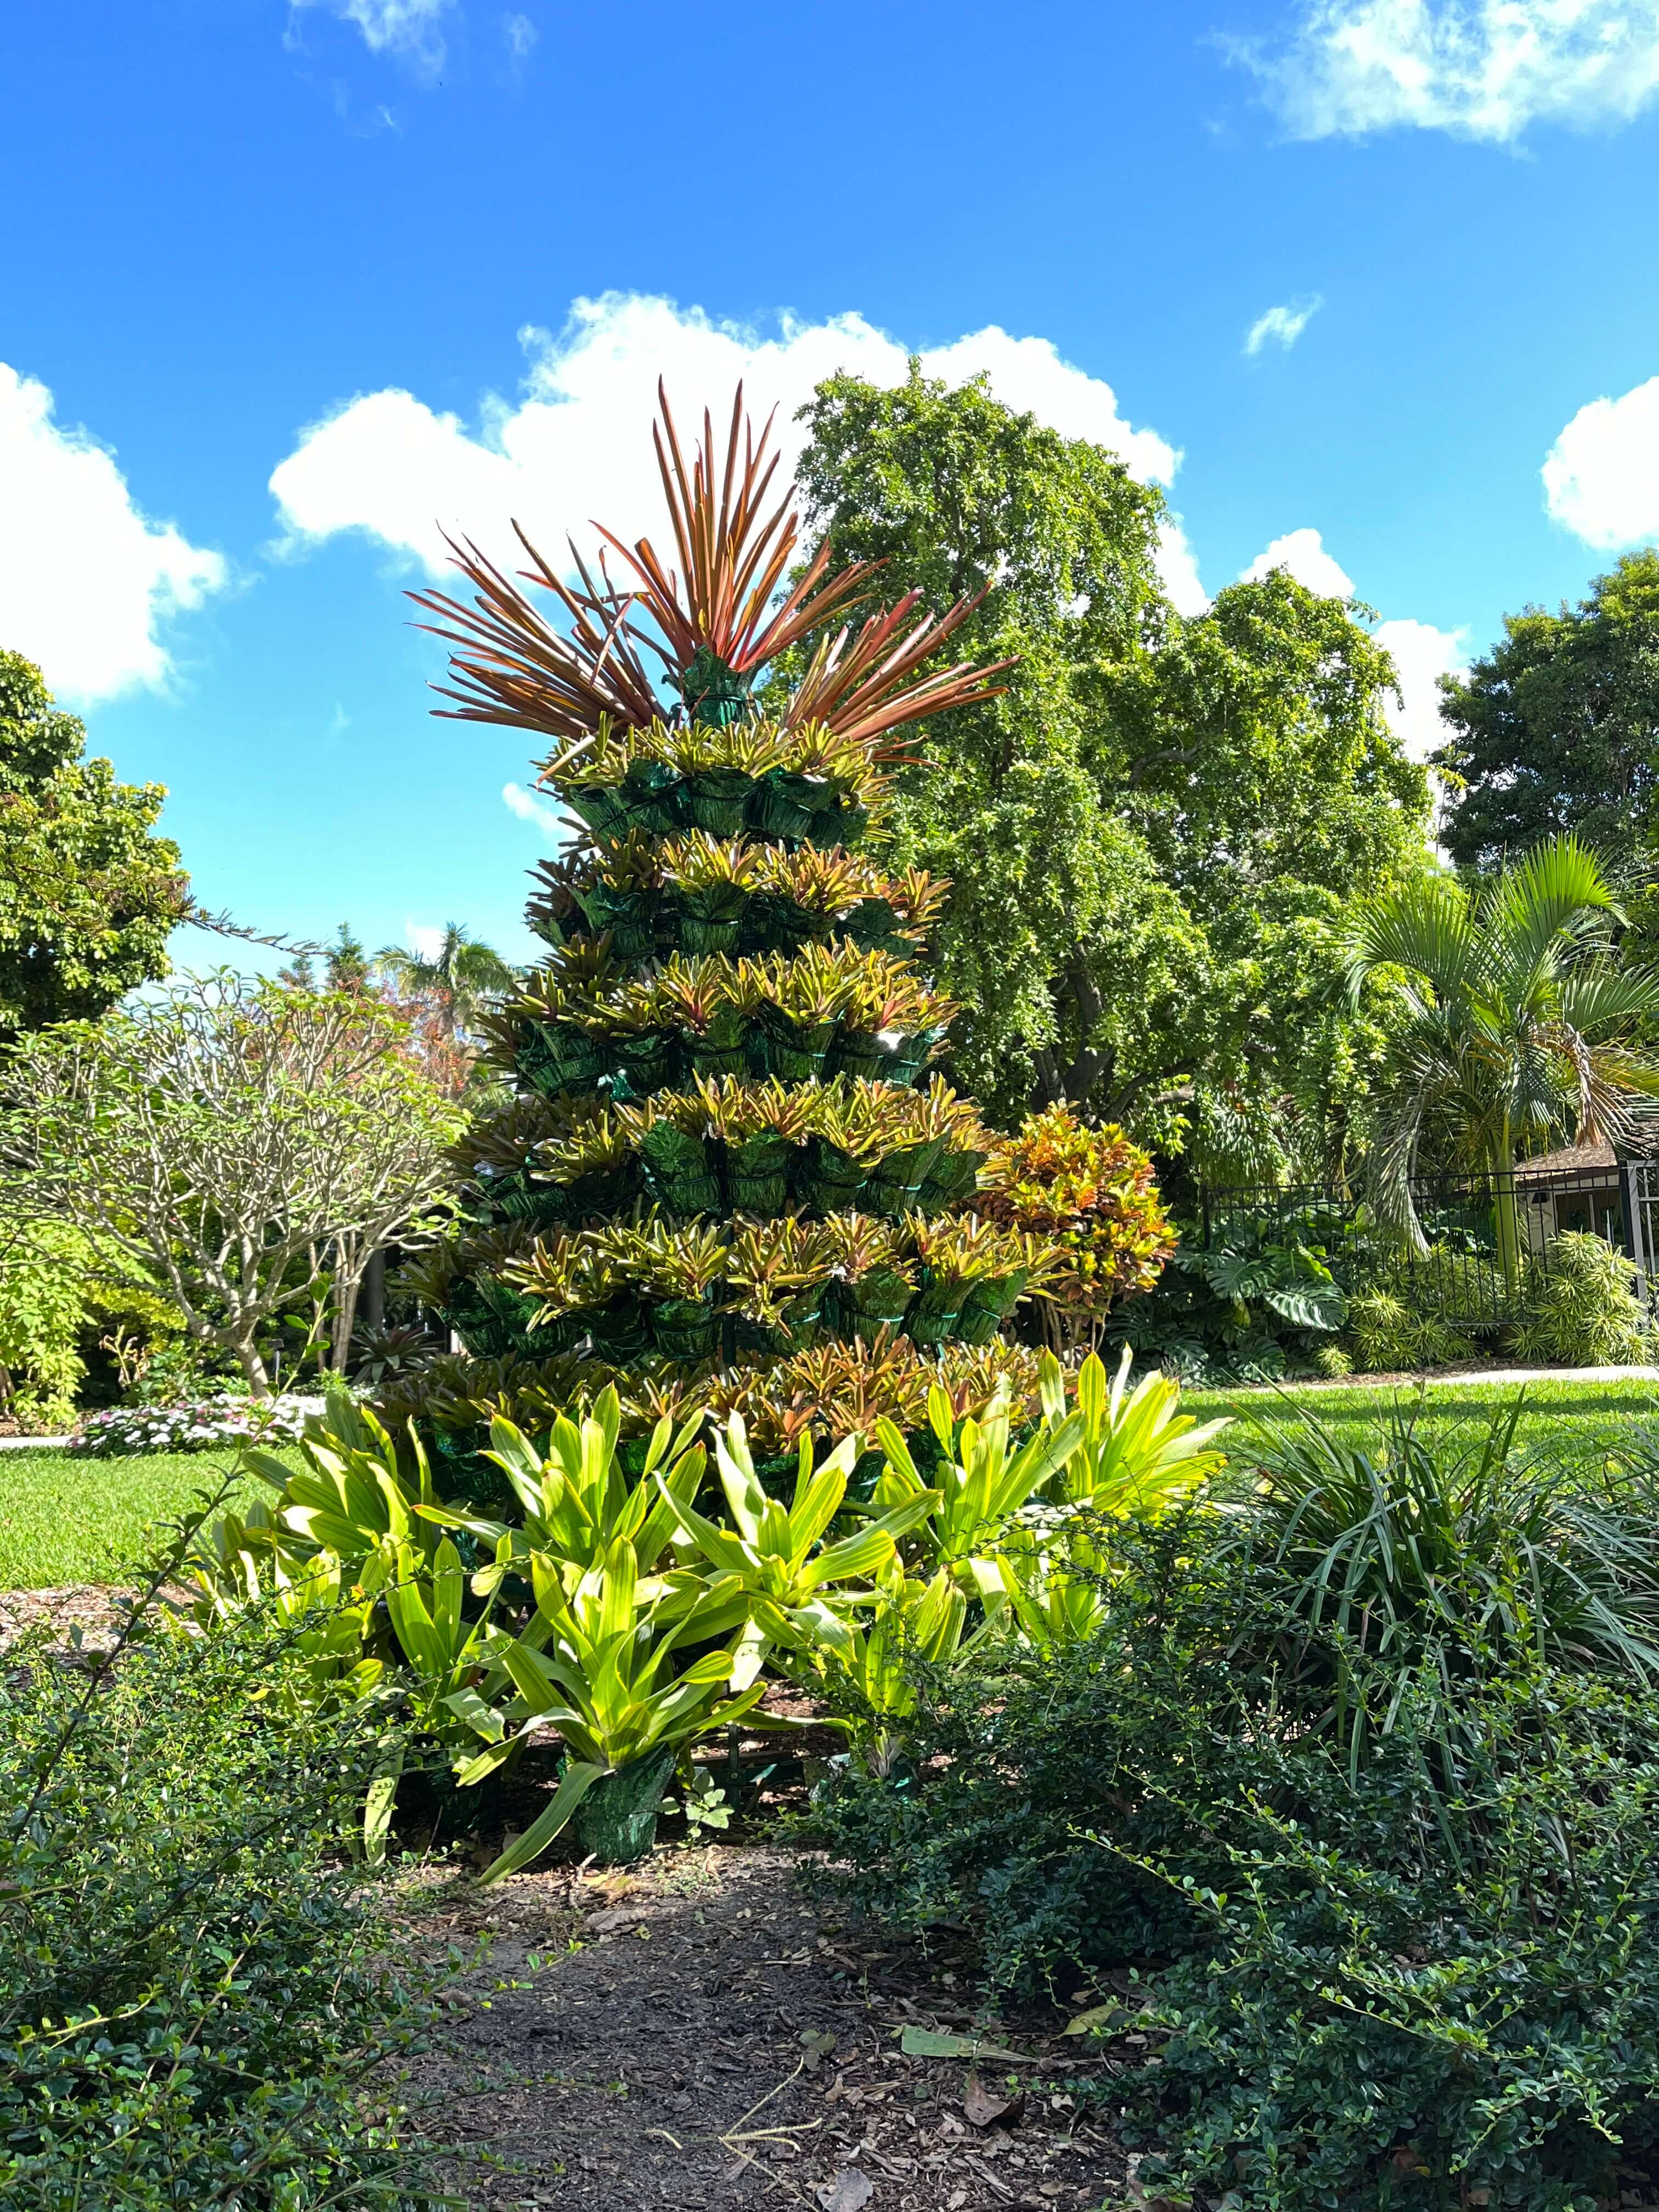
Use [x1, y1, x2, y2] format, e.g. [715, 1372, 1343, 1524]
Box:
[1184, 1374, 1659, 1465]
[0, 1448, 298, 1591]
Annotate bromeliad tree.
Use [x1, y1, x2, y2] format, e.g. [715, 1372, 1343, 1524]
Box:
[0, 976, 464, 1392]
[390, 386, 1066, 1474]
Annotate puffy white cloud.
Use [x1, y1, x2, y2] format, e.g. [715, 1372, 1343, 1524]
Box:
[1542, 374, 1659, 548]
[0, 364, 224, 706]
[289, 0, 454, 74]
[1373, 616, 1467, 758]
[502, 780, 566, 837]
[502, 12, 537, 64]
[268, 291, 1188, 590]
[1238, 526, 1355, 597]
[1244, 298, 1321, 354]
[1156, 522, 1210, 616]
[1239, 0, 1659, 143]
[403, 919, 447, 960]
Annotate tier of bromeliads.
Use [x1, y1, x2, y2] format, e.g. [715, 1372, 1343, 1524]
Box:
[385, 386, 1074, 1494]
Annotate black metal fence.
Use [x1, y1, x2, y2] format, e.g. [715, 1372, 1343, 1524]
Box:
[1199, 1163, 1638, 1335]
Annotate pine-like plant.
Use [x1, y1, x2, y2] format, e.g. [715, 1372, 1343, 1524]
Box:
[397, 386, 1062, 1482]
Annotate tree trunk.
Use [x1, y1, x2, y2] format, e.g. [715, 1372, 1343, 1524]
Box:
[230, 1330, 273, 1400]
[1490, 1122, 1523, 1299]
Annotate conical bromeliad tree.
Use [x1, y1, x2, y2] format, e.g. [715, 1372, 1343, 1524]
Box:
[391, 387, 1062, 1487]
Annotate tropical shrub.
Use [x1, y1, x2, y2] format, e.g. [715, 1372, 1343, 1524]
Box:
[800, 1409, 1659, 2212]
[1514, 1228, 1652, 1367]
[976, 1105, 1174, 1347]
[1346, 1283, 1475, 1373]
[70, 1390, 323, 1457]
[0, 1227, 84, 1429]
[1116, 1207, 1353, 1382]
[0, 1581, 438, 2209]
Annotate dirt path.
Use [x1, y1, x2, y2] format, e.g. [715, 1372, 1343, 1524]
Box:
[405, 1843, 1126, 2211]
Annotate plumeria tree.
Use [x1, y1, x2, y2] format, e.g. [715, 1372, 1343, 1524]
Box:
[0, 975, 464, 1393]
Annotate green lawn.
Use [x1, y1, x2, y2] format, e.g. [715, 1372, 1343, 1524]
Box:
[1183, 1374, 1659, 1464]
[0, 1448, 298, 1592]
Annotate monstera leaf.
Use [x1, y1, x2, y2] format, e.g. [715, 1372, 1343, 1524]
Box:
[1263, 1278, 1347, 1332]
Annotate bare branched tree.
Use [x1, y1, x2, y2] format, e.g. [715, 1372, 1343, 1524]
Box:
[0, 974, 464, 1395]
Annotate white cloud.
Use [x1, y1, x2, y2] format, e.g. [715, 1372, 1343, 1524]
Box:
[502, 12, 537, 64]
[403, 918, 447, 961]
[1156, 522, 1210, 616]
[1239, 526, 1355, 597]
[289, 0, 454, 76]
[268, 291, 1190, 595]
[1542, 374, 1659, 547]
[1373, 616, 1467, 758]
[1244, 298, 1321, 355]
[0, 364, 225, 706]
[502, 780, 567, 837]
[1239, 0, 1659, 143]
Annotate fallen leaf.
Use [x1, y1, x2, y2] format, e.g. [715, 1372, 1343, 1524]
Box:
[801, 2029, 838, 2074]
[963, 2074, 1025, 2130]
[815, 2169, 874, 2211]
[900, 2027, 1036, 2064]
[1062, 2001, 1127, 2037]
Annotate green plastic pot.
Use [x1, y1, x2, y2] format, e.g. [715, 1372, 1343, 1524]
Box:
[570, 1747, 678, 1866]
[758, 1008, 834, 1081]
[685, 768, 754, 837]
[522, 1022, 606, 1095]
[902, 1273, 967, 1348]
[563, 784, 631, 840]
[640, 1126, 721, 1216]
[953, 1273, 1026, 1345]
[750, 768, 825, 840]
[844, 897, 905, 953]
[585, 1295, 652, 1364]
[612, 1030, 676, 1095]
[620, 758, 685, 836]
[825, 1271, 913, 1340]
[678, 912, 744, 956]
[914, 1148, 986, 1212]
[798, 1138, 866, 1213]
[725, 1132, 795, 1215]
[650, 1295, 718, 1362]
[825, 1029, 895, 1084]
[862, 1138, 946, 1220]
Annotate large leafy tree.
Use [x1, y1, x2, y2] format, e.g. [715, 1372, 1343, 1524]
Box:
[1347, 835, 1659, 1286]
[0, 652, 186, 1039]
[794, 370, 1431, 1178]
[1435, 551, 1659, 872]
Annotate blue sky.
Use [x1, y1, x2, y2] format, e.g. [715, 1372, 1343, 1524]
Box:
[4, 0, 1659, 968]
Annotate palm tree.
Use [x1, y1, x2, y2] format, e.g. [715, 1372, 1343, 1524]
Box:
[374, 923, 519, 1045]
[1348, 835, 1659, 1289]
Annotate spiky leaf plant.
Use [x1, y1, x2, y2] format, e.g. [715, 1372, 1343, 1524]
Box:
[398, 383, 1062, 1486]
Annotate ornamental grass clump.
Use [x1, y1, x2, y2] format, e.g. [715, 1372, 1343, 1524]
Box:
[390, 385, 1087, 1484]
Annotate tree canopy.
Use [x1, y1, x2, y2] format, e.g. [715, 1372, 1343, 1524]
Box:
[794, 368, 1432, 1182]
[0, 975, 463, 1392]
[1434, 551, 1659, 873]
[0, 651, 186, 1039]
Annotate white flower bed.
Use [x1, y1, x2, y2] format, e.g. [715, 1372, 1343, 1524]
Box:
[69, 1393, 326, 1458]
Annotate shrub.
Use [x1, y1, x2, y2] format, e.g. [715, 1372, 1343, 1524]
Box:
[1515, 1229, 1652, 1367]
[0, 1575, 440, 2208]
[0, 1227, 85, 1430]
[1347, 1283, 1475, 1372]
[69, 1390, 323, 1457]
[800, 1409, 1659, 2210]
[977, 1107, 1175, 1347]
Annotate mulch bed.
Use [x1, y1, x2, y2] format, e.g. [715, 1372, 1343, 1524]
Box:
[0, 1583, 133, 1654]
[401, 1842, 1130, 2211]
